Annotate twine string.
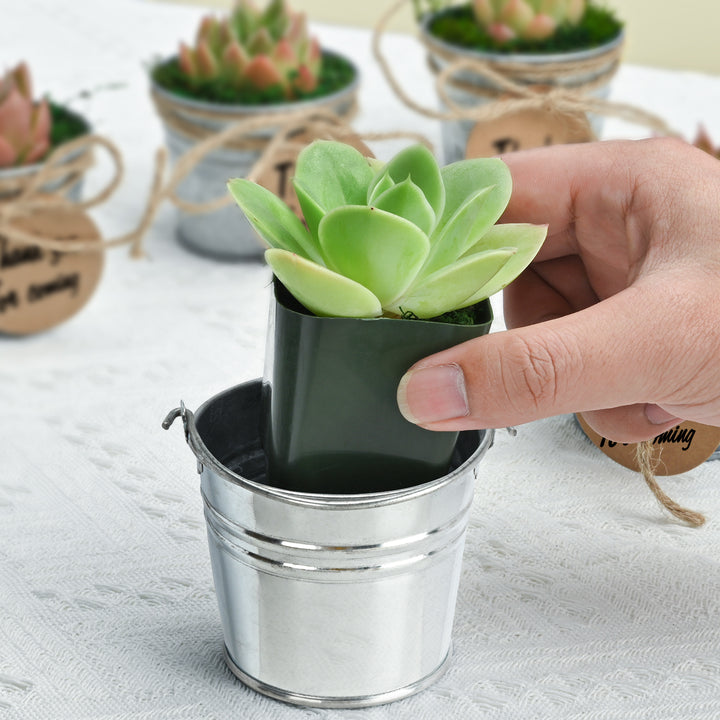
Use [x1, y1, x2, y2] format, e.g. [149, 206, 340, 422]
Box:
[372, 0, 678, 137]
[635, 441, 706, 527]
[2, 84, 433, 259]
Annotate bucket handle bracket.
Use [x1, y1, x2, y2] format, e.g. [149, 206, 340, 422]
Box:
[163, 402, 204, 474]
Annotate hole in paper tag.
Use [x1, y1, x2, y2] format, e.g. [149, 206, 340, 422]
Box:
[255, 127, 373, 221]
[577, 413, 720, 475]
[466, 107, 592, 158]
[0, 206, 103, 335]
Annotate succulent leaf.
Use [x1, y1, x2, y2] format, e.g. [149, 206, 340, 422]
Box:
[473, 0, 585, 42]
[227, 178, 322, 263]
[460, 223, 547, 302]
[294, 140, 374, 212]
[266, 248, 382, 318]
[176, 0, 322, 98]
[0, 63, 52, 168]
[229, 140, 548, 319]
[392, 249, 516, 318]
[372, 177, 436, 236]
[383, 143, 445, 222]
[319, 206, 430, 306]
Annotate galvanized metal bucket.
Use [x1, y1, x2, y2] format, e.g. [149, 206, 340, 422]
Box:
[152, 57, 359, 261]
[164, 379, 494, 708]
[422, 19, 624, 163]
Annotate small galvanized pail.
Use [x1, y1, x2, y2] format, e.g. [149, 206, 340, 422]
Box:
[421, 18, 624, 163]
[164, 379, 493, 708]
[151, 54, 359, 261]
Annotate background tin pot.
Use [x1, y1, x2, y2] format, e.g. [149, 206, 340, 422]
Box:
[421, 17, 624, 163]
[151, 54, 359, 261]
[263, 279, 493, 494]
[0, 109, 91, 201]
[164, 379, 494, 708]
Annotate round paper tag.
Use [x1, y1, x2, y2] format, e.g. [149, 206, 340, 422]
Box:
[466, 107, 593, 158]
[577, 413, 720, 476]
[255, 127, 373, 220]
[0, 206, 104, 335]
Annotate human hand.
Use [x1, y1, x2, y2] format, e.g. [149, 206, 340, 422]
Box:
[397, 138, 720, 442]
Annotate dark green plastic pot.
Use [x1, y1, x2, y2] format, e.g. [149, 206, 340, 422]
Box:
[262, 279, 493, 494]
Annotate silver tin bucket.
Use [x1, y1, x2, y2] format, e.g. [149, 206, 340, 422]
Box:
[422, 20, 624, 163]
[152, 58, 359, 261]
[164, 379, 494, 707]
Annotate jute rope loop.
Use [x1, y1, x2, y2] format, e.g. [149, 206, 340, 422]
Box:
[0, 134, 148, 258]
[372, 0, 678, 137]
[1, 90, 433, 259]
[148, 89, 434, 216]
[636, 441, 706, 527]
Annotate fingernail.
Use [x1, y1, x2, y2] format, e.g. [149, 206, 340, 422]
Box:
[645, 403, 681, 425]
[397, 363, 469, 425]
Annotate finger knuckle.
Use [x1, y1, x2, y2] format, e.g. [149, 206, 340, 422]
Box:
[503, 334, 562, 411]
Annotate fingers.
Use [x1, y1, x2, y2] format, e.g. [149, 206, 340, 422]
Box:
[396, 285, 672, 433]
[581, 405, 682, 444]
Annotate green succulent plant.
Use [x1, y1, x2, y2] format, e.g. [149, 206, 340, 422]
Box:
[228, 141, 547, 319]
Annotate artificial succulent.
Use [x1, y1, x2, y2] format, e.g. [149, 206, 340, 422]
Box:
[229, 141, 546, 319]
[473, 0, 586, 42]
[0, 62, 51, 168]
[178, 0, 321, 97]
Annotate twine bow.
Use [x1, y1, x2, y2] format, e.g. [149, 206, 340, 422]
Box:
[372, 0, 679, 139]
[0, 134, 150, 258]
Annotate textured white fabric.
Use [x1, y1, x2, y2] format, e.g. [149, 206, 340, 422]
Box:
[2, 1, 720, 717]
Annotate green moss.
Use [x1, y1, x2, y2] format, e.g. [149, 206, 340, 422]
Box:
[427, 3, 622, 54]
[151, 51, 356, 105]
[401, 301, 488, 325]
[48, 102, 89, 148]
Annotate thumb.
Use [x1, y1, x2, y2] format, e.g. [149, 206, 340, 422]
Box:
[396, 287, 680, 441]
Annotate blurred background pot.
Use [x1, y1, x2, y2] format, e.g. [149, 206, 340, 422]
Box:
[421, 12, 624, 163]
[150, 52, 359, 261]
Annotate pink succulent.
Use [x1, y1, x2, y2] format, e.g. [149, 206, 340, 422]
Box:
[178, 0, 322, 98]
[473, 0, 586, 43]
[0, 62, 52, 168]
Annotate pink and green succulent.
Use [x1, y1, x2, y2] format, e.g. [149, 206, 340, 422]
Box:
[178, 0, 321, 98]
[228, 141, 547, 319]
[0, 62, 51, 169]
[473, 0, 585, 43]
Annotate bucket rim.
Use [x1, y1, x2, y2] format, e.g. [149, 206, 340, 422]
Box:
[184, 379, 494, 509]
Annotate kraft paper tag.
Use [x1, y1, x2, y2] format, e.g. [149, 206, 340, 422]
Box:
[577, 413, 720, 476]
[255, 127, 373, 220]
[0, 206, 103, 335]
[466, 106, 593, 158]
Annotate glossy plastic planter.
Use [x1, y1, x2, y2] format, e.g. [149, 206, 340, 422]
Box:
[262, 279, 493, 493]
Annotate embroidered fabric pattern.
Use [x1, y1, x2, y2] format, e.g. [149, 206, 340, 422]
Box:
[2, 1, 720, 718]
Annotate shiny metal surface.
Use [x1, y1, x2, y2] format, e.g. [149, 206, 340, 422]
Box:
[421, 21, 624, 163]
[152, 62, 359, 261]
[168, 380, 494, 707]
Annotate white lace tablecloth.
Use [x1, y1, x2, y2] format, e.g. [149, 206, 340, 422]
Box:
[2, 1, 720, 717]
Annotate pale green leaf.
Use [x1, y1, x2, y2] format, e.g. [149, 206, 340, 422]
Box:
[461, 223, 548, 302]
[227, 178, 320, 262]
[367, 169, 394, 204]
[293, 177, 326, 248]
[391, 249, 515, 318]
[266, 249, 382, 318]
[385, 144, 445, 220]
[372, 178, 436, 236]
[319, 206, 430, 307]
[294, 140, 374, 211]
[422, 184, 499, 275]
